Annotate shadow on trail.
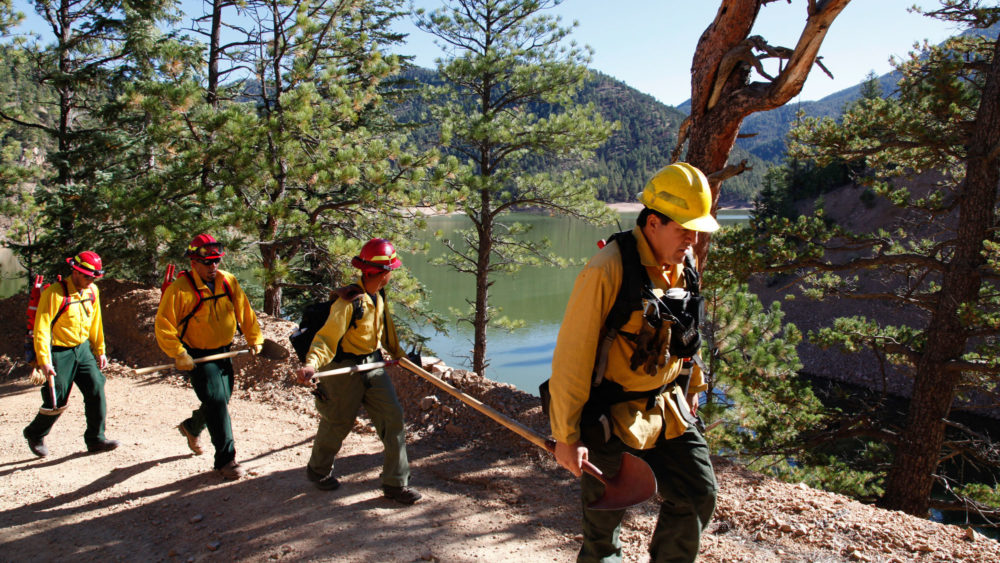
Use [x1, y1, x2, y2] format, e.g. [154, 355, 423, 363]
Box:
[0, 451, 91, 476]
[1, 454, 196, 526]
[1, 437, 580, 562]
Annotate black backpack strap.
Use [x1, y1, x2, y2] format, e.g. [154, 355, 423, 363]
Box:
[177, 271, 205, 343]
[332, 284, 365, 329]
[604, 230, 650, 332]
[682, 249, 700, 294]
[593, 231, 654, 385]
[584, 378, 675, 419]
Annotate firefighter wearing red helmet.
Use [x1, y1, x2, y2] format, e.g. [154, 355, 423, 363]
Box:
[295, 238, 422, 504]
[23, 251, 120, 457]
[154, 233, 264, 480]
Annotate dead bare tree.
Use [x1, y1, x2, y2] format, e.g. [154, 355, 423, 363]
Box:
[675, 0, 852, 264]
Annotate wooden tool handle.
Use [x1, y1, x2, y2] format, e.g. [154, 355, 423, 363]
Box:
[134, 349, 248, 376]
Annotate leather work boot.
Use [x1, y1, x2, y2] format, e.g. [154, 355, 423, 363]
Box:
[24, 429, 48, 457]
[86, 438, 121, 453]
[177, 423, 203, 455]
[217, 460, 245, 480]
[306, 466, 341, 491]
[382, 485, 422, 505]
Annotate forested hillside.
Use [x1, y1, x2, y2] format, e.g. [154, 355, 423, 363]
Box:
[397, 67, 766, 206]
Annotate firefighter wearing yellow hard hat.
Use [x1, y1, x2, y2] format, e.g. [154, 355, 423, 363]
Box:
[547, 163, 718, 562]
[23, 251, 120, 457]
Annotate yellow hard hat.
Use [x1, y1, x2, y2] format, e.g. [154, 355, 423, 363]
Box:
[639, 162, 720, 232]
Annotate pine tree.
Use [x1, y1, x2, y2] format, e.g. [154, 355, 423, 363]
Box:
[161, 0, 441, 316]
[0, 0, 181, 276]
[415, 0, 616, 375]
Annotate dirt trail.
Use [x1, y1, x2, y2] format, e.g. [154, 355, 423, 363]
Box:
[0, 375, 578, 562]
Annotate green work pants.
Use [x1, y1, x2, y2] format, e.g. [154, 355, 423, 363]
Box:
[24, 343, 108, 446]
[579, 425, 717, 563]
[309, 352, 410, 487]
[180, 347, 236, 470]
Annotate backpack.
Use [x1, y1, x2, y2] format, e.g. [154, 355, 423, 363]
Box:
[289, 285, 366, 363]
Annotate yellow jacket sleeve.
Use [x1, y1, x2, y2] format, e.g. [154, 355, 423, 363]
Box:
[549, 247, 621, 445]
[89, 285, 105, 357]
[304, 298, 355, 369]
[155, 280, 187, 359]
[32, 284, 59, 367]
[380, 295, 407, 360]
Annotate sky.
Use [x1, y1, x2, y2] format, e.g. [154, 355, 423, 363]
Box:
[9, 0, 963, 107]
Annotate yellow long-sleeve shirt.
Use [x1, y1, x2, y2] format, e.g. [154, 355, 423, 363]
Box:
[549, 226, 707, 450]
[304, 279, 406, 369]
[33, 278, 105, 366]
[155, 269, 263, 358]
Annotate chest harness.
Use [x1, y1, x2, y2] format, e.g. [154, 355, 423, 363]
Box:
[542, 231, 705, 439]
[586, 230, 703, 414]
[50, 279, 97, 328]
[177, 270, 236, 345]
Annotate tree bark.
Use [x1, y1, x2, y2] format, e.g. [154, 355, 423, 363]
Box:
[261, 240, 282, 317]
[879, 36, 1000, 516]
[681, 0, 851, 266]
[473, 190, 493, 376]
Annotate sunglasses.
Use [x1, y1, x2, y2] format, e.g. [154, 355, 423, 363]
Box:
[195, 257, 221, 265]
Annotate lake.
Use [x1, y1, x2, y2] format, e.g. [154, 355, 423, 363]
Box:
[0, 209, 749, 394]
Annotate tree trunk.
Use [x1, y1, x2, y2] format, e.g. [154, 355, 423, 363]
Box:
[472, 191, 493, 376]
[56, 0, 73, 239]
[261, 241, 282, 317]
[681, 0, 851, 266]
[879, 37, 1000, 516]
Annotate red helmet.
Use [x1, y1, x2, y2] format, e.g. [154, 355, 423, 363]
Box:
[66, 251, 104, 278]
[351, 238, 402, 274]
[185, 233, 225, 260]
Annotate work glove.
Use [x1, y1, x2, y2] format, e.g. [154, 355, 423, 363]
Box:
[98, 354, 108, 370]
[175, 352, 195, 371]
[29, 365, 47, 386]
[406, 351, 422, 367]
[406, 344, 423, 367]
[249, 343, 263, 356]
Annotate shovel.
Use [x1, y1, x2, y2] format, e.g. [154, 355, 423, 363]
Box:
[134, 338, 289, 375]
[398, 358, 657, 511]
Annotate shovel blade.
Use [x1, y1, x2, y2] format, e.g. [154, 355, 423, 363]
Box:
[259, 338, 290, 360]
[586, 452, 657, 511]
